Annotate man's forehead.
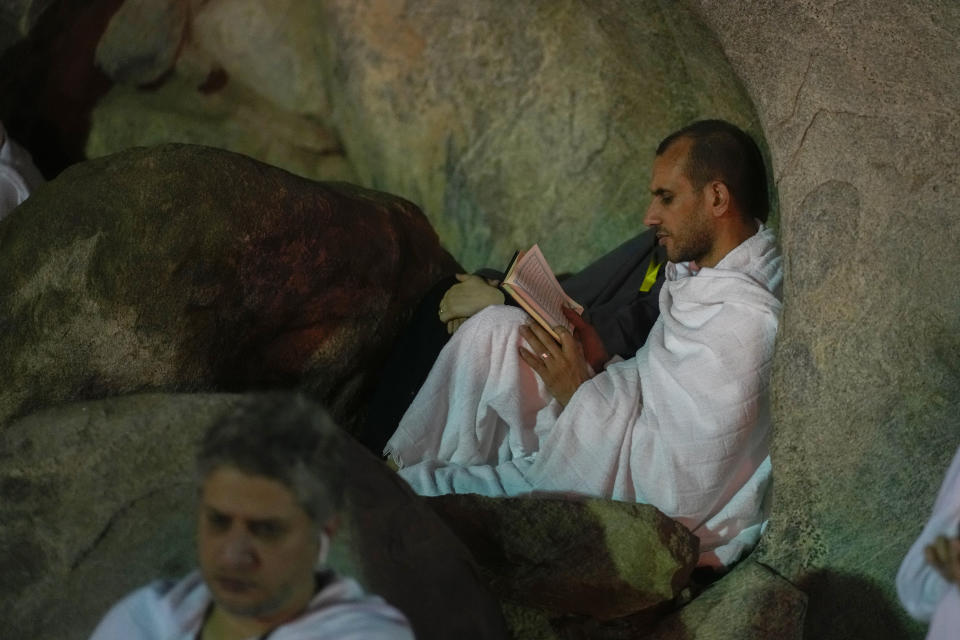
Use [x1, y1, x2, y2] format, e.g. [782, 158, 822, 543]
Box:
[649, 137, 692, 192]
[200, 466, 303, 520]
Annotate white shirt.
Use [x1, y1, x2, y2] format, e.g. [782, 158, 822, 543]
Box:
[0, 120, 44, 221]
[88, 571, 414, 640]
[897, 445, 960, 639]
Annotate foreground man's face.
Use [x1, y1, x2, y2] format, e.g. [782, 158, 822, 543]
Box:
[197, 466, 318, 621]
[643, 137, 714, 264]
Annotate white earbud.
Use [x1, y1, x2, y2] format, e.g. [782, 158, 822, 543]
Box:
[314, 531, 330, 570]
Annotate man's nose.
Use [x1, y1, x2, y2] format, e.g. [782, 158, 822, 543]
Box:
[220, 528, 257, 568]
[642, 202, 659, 227]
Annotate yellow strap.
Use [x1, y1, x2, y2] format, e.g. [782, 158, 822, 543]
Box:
[639, 254, 663, 293]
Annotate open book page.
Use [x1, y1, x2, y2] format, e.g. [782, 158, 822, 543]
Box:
[501, 244, 583, 341]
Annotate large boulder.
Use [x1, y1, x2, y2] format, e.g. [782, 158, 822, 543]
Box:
[427, 493, 698, 621]
[0, 144, 458, 430]
[0, 393, 509, 640]
[688, 1, 960, 637]
[79, 0, 766, 273]
[313, 0, 767, 272]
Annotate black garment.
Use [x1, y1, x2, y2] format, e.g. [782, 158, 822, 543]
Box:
[354, 230, 665, 454]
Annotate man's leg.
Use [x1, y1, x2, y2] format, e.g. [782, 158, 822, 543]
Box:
[386, 306, 560, 469]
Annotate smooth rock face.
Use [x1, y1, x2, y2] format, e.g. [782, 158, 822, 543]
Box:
[646, 561, 807, 640]
[317, 0, 765, 272]
[0, 144, 458, 430]
[427, 493, 698, 620]
[0, 393, 509, 640]
[688, 1, 960, 637]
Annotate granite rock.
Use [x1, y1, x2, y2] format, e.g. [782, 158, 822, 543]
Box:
[315, 0, 766, 272]
[689, 1, 960, 637]
[94, 0, 187, 85]
[645, 561, 806, 640]
[427, 493, 698, 620]
[0, 144, 458, 430]
[0, 393, 509, 640]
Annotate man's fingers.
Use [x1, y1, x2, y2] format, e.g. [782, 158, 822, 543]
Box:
[562, 305, 586, 328]
[520, 323, 561, 361]
[554, 326, 580, 352]
[455, 272, 472, 282]
[518, 346, 547, 374]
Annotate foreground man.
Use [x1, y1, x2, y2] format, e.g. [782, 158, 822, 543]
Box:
[386, 120, 783, 568]
[89, 395, 413, 640]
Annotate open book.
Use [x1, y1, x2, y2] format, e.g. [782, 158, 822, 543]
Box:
[500, 244, 584, 341]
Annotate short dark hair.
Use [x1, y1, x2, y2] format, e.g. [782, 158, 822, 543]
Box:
[656, 120, 769, 222]
[196, 394, 345, 523]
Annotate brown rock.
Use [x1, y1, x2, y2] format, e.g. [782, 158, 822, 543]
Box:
[0, 144, 459, 430]
[0, 393, 509, 640]
[427, 493, 698, 620]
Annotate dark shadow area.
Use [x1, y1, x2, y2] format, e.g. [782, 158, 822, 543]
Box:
[0, 0, 122, 179]
[799, 570, 923, 640]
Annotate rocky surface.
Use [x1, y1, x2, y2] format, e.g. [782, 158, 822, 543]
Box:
[646, 561, 806, 640]
[0, 144, 458, 430]
[428, 493, 698, 620]
[687, 2, 960, 637]
[78, 0, 765, 274]
[94, 0, 187, 85]
[2, 1, 959, 637]
[0, 393, 509, 640]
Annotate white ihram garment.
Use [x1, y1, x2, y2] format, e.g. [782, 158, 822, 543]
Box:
[0, 120, 43, 221]
[897, 445, 960, 640]
[386, 226, 783, 567]
[87, 570, 414, 640]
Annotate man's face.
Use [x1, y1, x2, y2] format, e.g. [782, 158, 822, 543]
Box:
[643, 137, 715, 264]
[197, 466, 319, 621]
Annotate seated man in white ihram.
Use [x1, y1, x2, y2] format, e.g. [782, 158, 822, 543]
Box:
[385, 120, 783, 568]
[89, 394, 414, 640]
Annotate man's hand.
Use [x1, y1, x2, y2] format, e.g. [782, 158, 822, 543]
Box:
[924, 534, 960, 584]
[438, 274, 505, 333]
[563, 306, 609, 372]
[518, 322, 591, 407]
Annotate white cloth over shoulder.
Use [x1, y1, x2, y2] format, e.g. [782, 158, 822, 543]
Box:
[0, 120, 44, 221]
[87, 570, 414, 640]
[897, 445, 960, 639]
[387, 225, 783, 567]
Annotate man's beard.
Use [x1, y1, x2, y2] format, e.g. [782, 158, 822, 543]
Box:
[666, 221, 713, 264]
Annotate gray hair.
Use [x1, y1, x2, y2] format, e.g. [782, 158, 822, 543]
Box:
[196, 393, 345, 523]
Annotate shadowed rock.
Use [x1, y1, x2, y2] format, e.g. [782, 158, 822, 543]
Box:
[95, 0, 187, 85]
[0, 144, 458, 430]
[645, 561, 806, 640]
[0, 393, 509, 640]
[427, 493, 698, 620]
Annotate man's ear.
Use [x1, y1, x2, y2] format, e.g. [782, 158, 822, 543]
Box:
[707, 181, 731, 217]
